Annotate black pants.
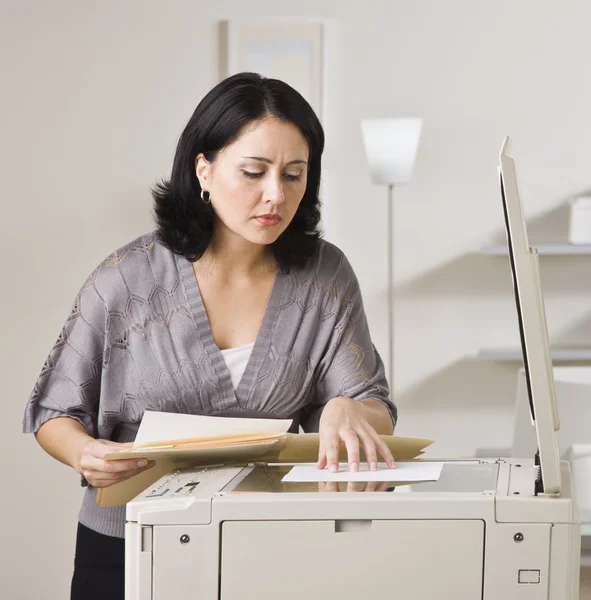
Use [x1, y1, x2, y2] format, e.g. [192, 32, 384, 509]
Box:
[70, 522, 125, 600]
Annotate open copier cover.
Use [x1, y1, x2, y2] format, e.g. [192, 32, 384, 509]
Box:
[125, 138, 581, 600]
[499, 136, 562, 497]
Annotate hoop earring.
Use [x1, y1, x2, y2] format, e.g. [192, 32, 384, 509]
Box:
[201, 190, 211, 204]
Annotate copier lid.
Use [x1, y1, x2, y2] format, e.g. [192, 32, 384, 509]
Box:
[499, 137, 561, 495]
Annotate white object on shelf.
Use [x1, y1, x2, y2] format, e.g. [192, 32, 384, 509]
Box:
[513, 368, 591, 459]
[565, 444, 591, 526]
[553, 366, 591, 385]
[482, 243, 591, 255]
[569, 196, 591, 245]
[478, 347, 591, 362]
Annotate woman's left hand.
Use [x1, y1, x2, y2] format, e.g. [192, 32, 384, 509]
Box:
[317, 396, 395, 473]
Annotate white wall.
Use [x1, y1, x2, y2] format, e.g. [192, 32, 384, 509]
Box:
[3, 0, 591, 597]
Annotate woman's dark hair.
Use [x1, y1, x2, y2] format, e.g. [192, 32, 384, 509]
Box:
[152, 72, 325, 272]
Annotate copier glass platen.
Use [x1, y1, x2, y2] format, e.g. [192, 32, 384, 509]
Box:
[125, 139, 581, 600]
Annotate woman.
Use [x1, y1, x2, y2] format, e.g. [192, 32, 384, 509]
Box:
[23, 72, 397, 600]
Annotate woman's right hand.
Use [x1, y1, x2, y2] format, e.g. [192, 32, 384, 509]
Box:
[75, 439, 155, 488]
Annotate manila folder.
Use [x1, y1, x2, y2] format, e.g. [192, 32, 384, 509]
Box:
[97, 433, 433, 507]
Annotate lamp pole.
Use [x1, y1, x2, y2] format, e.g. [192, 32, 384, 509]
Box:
[387, 183, 394, 399]
[360, 117, 423, 402]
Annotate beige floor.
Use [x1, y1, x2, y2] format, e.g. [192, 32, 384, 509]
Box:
[581, 567, 591, 598]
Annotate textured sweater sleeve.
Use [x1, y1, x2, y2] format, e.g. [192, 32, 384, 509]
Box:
[300, 249, 397, 433]
[22, 273, 106, 438]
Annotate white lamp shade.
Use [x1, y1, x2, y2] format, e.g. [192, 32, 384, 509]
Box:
[361, 118, 423, 185]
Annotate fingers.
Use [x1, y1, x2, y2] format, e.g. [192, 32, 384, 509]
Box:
[343, 481, 390, 493]
[319, 428, 356, 472]
[341, 430, 360, 472]
[112, 442, 135, 451]
[323, 481, 339, 493]
[86, 440, 132, 461]
[80, 454, 149, 474]
[316, 439, 327, 470]
[372, 434, 396, 469]
[364, 481, 377, 493]
[324, 432, 342, 473]
[349, 429, 397, 470]
[83, 462, 155, 488]
[318, 482, 339, 492]
[345, 481, 365, 492]
[318, 408, 397, 474]
[104, 457, 150, 473]
[319, 428, 395, 472]
[79, 440, 155, 488]
[357, 429, 378, 471]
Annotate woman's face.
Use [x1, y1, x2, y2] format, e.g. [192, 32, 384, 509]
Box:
[196, 117, 309, 248]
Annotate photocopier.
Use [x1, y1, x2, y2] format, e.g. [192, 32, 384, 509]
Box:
[125, 139, 581, 599]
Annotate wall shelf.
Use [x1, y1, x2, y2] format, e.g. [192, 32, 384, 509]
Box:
[482, 243, 591, 256]
[480, 243, 591, 362]
[477, 348, 591, 362]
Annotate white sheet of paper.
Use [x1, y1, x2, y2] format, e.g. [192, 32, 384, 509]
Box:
[281, 461, 444, 483]
[134, 410, 293, 446]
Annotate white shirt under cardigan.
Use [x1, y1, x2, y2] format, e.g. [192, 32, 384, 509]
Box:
[22, 231, 396, 538]
[221, 342, 255, 390]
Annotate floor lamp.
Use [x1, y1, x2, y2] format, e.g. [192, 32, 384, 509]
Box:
[360, 118, 423, 399]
